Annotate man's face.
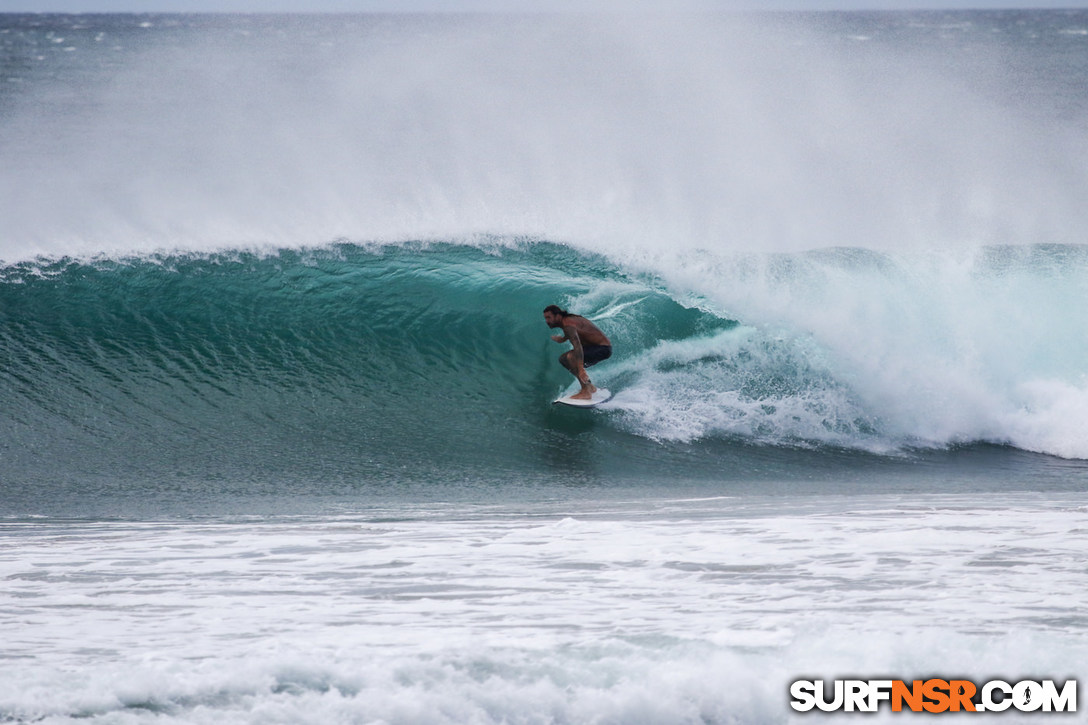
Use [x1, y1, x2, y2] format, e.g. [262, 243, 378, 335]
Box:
[543, 311, 561, 328]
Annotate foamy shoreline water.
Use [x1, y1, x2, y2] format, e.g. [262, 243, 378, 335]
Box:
[3, 493, 1085, 724]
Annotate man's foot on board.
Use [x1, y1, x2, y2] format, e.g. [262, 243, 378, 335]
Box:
[571, 385, 597, 400]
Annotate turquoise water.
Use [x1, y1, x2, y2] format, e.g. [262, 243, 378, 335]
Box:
[2, 241, 1087, 519]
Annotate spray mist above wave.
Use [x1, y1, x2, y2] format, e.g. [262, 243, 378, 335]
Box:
[1, 12, 1087, 261]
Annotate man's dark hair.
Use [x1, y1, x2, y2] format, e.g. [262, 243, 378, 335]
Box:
[543, 305, 568, 317]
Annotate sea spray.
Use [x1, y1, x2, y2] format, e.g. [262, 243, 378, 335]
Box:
[2, 13, 1087, 259]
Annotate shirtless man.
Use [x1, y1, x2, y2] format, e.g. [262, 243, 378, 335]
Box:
[543, 305, 612, 400]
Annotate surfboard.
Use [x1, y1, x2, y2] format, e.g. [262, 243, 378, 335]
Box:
[553, 388, 612, 408]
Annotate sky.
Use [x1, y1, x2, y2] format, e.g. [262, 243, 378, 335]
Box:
[3, 0, 1088, 11]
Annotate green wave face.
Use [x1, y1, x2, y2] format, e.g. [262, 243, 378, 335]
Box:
[4, 240, 1088, 511]
[0, 242, 742, 493]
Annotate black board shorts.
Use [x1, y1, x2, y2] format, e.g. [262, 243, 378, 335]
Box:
[582, 344, 612, 367]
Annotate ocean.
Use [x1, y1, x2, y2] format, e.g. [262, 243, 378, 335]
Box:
[1, 9, 1087, 724]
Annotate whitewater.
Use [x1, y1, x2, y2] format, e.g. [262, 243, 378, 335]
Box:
[1, 10, 1087, 724]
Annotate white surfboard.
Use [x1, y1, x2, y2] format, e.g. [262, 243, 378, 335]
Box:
[553, 388, 612, 408]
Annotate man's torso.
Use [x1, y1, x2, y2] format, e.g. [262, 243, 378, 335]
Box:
[564, 315, 611, 347]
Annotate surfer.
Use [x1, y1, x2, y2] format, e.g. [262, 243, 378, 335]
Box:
[543, 305, 612, 400]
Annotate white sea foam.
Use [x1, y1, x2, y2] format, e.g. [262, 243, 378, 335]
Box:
[604, 326, 883, 449]
[2, 495, 1085, 723]
[590, 246, 1088, 458]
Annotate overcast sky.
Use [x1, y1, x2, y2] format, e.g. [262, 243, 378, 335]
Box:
[3, 0, 1088, 11]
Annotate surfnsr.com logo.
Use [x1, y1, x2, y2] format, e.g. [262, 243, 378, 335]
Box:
[790, 679, 1077, 713]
